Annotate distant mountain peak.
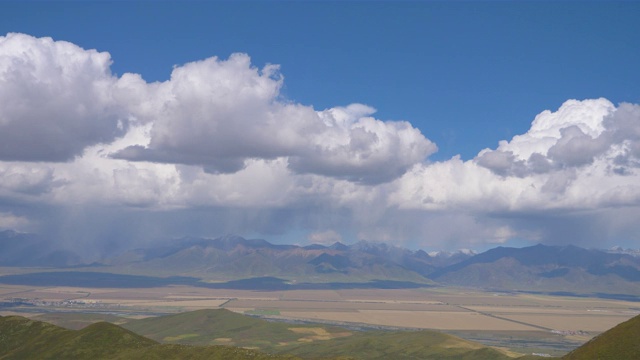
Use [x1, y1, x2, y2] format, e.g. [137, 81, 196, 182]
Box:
[218, 234, 247, 241]
[608, 246, 640, 257]
[458, 248, 476, 255]
[429, 243, 640, 295]
[428, 249, 477, 258]
[329, 241, 349, 251]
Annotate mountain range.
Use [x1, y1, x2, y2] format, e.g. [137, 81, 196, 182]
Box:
[0, 230, 82, 267]
[105, 235, 477, 283]
[2, 231, 640, 296]
[429, 244, 640, 296]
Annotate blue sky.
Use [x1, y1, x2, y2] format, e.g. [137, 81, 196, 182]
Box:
[1, 1, 640, 255]
[5, 1, 638, 160]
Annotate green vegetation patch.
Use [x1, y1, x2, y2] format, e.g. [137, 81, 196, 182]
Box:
[163, 333, 200, 342]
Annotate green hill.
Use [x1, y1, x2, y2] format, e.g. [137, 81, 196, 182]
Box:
[0, 316, 154, 359]
[0, 315, 299, 360]
[1, 309, 573, 359]
[123, 308, 518, 359]
[122, 308, 353, 352]
[33, 312, 125, 330]
[562, 314, 640, 360]
[283, 329, 516, 360]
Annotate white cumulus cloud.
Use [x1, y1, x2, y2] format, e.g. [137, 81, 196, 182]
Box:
[2, 33, 640, 252]
[388, 98, 640, 247]
[474, 98, 640, 177]
[111, 53, 435, 183]
[0, 33, 127, 162]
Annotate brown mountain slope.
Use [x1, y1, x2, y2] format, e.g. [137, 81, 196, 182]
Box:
[429, 244, 640, 296]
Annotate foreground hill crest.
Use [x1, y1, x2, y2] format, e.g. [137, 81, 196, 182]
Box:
[0, 314, 300, 360]
[562, 313, 640, 359]
[0, 310, 528, 359]
[6, 309, 639, 359]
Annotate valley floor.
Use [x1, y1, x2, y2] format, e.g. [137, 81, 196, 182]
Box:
[2, 284, 639, 357]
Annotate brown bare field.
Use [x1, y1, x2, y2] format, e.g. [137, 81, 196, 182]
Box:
[227, 299, 463, 312]
[279, 290, 344, 301]
[499, 313, 634, 332]
[0, 285, 33, 295]
[279, 310, 537, 331]
[2, 284, 639, 335]
[0, 310, 44, 317]
[164, 295, 221, 299]
[466, 305, 637, 316]
[334, 288, 444, 302]
[114, 299, 229, 308]
[10, 290, 90, 301]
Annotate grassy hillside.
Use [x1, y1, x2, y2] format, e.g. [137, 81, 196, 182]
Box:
[0, 316, 155, 359]
[109, 345, 304, 360]
[34, 312, 126, 330]
[123, 308, 520, 360]
[2, 310, 572, 359]
[122, 308, 353, 352]
[282, 330, 516, 360]
[562, 314, 640, 360]
[0, 315, 299, 360]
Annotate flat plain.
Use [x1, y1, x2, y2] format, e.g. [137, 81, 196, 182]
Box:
[2, 283, 639, 356]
